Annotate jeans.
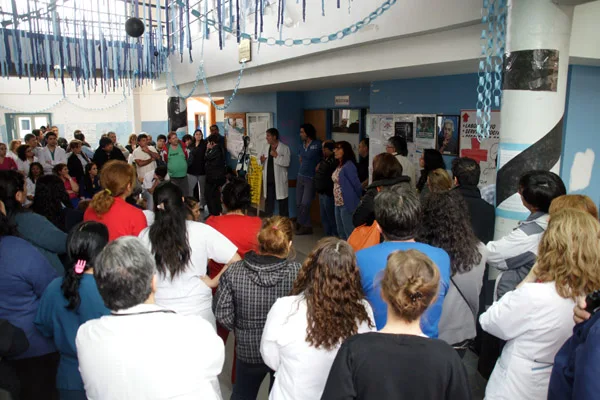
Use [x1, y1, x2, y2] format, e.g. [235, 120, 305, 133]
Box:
[206, 178, 226, 216]
[187, 174, 207, 207]
[335, 205, 355, 240]
[319, 194, 337, 236]
[296, 175, 315, 227]
[265, 183, 289, 217]
[231, 359, 274, 400]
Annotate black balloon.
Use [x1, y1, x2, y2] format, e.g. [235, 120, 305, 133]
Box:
[125, 17, 145, 38]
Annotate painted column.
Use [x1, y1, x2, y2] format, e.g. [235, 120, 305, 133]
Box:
[494, 0, 573, 239]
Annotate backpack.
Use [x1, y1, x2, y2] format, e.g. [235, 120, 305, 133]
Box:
[348, 221, 381, 252]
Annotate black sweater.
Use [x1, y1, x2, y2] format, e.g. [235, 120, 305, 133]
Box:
[352, 176, 411, 227]
[321, 333, 471, 400]
[314, 155, 338, 196]
[453, 185, 495, 244]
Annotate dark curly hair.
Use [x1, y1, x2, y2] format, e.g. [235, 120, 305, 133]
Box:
[31, 174, 72, 230]
[291, 237, 373, 350]
[416, 190, 481, 275]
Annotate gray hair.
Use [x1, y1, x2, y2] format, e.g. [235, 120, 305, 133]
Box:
[375, 184, 421, 241]
[94, 236, 157, 311]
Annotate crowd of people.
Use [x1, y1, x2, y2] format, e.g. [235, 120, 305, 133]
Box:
[1, 124, 600, 400]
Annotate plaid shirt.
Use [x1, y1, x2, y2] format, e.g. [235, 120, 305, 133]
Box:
[213, 251, 301, 364]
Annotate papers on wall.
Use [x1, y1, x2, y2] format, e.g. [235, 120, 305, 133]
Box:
[459, 110, 501, 187]
[248, 120, 268, 156]
[367, 114, 436, 174]
[65, 123, 98, 147]
[224, 115, 246, 157]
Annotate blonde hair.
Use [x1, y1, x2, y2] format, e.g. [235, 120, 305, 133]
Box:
[427, 168, 452, 193]
[549, 195, 598, 220]
[9, 140, 21, 153]
[381, 250, 440, 322]
[128, 134, 138, 146]
[90, 161, 136, 215]
[258, 216, 294, 258]
[69, 139, 83, 151]
[536, 209, 600, 300]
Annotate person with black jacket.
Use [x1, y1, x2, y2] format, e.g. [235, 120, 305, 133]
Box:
[353, 153, 411, 228]
[0, 319, 29, 399]
[205, 133, 226, 216]
[314, 141, 338, 237]
[187, 129, 208, 208]
[92, 137, 126, 172]
[66, 140, 90, 185]
[451, 157, 495, 244]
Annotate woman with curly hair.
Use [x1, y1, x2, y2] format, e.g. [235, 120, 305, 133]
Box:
[416, 190, 486, 353]
[53, 163, 80, 207]
[321, 250, 470, 399]
[32, 174, 83, 232]
[34, 221, 111, 400]
[213, 216, 301, 400]
[15, 144, 38, 176]
[261, 237, 374, 400]
[480, 209, 600, 399]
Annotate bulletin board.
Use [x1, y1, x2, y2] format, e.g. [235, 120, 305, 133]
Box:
[224, 113, 246, 158]
[367, 113, 437, 181]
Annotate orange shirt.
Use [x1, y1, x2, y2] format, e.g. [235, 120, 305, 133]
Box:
[84, 197, 147, 241]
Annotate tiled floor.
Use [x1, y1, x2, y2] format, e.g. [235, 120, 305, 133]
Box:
[216, 222, 488, 399]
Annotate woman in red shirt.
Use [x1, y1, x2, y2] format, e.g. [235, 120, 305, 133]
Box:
[0, 143, 18, 171]
[84, 160, 146, 240]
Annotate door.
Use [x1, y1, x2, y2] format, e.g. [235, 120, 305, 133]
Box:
[303, 110, 327, 227]
[194, 113, 207, 136]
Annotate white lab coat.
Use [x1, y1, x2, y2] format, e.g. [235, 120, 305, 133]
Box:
[259, 141, 290, 200]
[479, 282, 575, 400]
[37, 146, 67, 174]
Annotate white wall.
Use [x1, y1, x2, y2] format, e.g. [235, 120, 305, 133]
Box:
[570, 1, 600, 64]
[0, 79, 170, 145]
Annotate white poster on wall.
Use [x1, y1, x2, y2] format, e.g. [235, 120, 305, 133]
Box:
[65, 123, 98, 147]
[459, 110, 501, 187]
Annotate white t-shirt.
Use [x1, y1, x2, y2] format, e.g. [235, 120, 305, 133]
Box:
[76, 303, 224, 400]
[142, 169, 170, 190]
[261, 295, 376, 400]
[138, 221, 238, 327]
[133, 146, 158, 179]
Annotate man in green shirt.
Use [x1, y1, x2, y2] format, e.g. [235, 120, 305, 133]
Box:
[164, 132, 189, 196]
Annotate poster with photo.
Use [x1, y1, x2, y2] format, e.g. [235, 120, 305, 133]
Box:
[459, 110, 501, 187]
[436, 115, 460, 156]
[394, 121, 413, 142]
[380, 117, 395, 140]
[416, 116, 435, 139]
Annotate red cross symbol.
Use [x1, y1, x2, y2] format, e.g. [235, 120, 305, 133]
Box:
[461, 138, 488, 163]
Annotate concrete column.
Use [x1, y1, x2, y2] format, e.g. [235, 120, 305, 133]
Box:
[494, 0, 573, 239]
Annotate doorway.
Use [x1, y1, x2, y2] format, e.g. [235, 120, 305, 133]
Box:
[303, 110, 327, 227]
[194, 113, 207, 137]
[5, 113, 52, 141]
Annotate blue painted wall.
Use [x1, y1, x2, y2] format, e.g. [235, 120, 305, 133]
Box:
[303, 86, 370, 109]
[561, 65, 600, 207]
[141, 121, 169, 137]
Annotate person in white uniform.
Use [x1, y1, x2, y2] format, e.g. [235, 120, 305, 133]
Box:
[480, 209, 600, 400]
[261, 238, 375, 400]
[259, 128, 290, 217]
[76, 236, 225, 400]
[38, 132, 67, 175]
[138, 182, 241, 328]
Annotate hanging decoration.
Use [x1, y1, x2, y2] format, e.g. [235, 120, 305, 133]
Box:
[476, 0, 507, 141]
[0, 0, 396, 105]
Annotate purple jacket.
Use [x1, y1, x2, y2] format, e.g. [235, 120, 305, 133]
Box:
[338, 161, 363, 213]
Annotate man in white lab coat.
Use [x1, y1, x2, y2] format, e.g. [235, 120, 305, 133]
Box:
[259, 128, 290, 217]
[38, 131, 67, 174]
